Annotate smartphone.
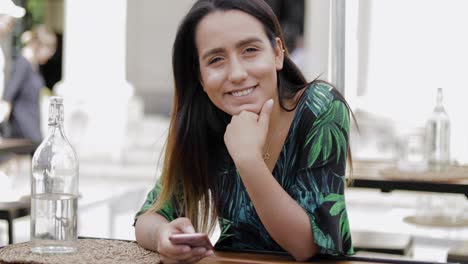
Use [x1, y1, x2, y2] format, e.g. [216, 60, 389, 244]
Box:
[169, 233, 214, 250]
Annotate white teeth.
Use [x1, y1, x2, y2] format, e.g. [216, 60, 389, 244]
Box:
[231, 87, 254, 97]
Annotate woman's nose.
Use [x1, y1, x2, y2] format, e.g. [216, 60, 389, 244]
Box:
[228, 57, 247, 83]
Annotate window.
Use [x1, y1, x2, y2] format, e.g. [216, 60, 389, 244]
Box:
[303, 0, 468, 163]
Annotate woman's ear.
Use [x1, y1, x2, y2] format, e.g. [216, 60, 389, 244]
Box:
[274, 37, 284, 71]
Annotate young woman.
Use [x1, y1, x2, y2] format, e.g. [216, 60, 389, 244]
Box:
[135, 0, 353, 262]
[2, 25, 56, 143]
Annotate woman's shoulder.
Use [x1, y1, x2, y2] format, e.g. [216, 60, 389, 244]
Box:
[305, 80, 342, 99]
[300, 80, 343, 118]
[14, 54, 28, 65]
[12, 54, 31, 72]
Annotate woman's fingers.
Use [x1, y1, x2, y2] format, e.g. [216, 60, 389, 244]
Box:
[160, 242, 191, 257]
[159, 247, 209, 263]
[185, 255, 203, 263]
[156, 217, 196, 254]
[171, 217, 196, 233]
[156, 217, 211, 263]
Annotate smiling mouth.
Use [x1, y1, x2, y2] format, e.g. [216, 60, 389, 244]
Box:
[229, 86, 256, 97]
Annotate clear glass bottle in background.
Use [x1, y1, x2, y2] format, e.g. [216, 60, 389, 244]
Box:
[31, 97, 79, 254]
[425, 88, 450, 171]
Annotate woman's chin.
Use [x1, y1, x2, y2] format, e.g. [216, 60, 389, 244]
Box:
[230, 106, 261, 116]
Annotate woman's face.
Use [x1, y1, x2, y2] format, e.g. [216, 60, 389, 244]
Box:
[37, 43, 55, 65]
[195, 10, 284, 116]
[36, 32, 56, 65]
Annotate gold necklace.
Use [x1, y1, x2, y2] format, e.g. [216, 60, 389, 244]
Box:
[262, 126, 286, 161]
[262, 115, 293, 161]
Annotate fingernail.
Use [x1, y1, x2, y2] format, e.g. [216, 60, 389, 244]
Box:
[205, 250, 214, 257]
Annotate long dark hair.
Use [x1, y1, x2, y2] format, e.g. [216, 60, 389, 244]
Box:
[152, 0, 330, 233]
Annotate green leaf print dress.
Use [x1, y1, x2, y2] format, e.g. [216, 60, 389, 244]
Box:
[135, 81, 354, 256]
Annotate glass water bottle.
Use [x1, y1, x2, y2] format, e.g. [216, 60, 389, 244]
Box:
[425, 88, 450, 171]
[31, 96, 79, 254]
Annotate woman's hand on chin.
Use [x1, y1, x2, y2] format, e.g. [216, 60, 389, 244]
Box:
[224, 99, 273, 166]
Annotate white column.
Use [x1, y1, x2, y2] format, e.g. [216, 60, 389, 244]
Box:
[55, 0, 134, 160]
[330, 0, 346, 93]
[303, 0, 331, 82]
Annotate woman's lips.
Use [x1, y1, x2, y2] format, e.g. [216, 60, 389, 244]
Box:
[229, 86, 256, 97]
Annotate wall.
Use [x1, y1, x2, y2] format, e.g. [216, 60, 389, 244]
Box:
[127, 0, 194, 115]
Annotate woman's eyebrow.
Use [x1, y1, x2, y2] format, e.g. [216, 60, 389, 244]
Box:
[201, 37, 263, 61]
[235, 37, 263, 48]
[201, 47, 224, 61]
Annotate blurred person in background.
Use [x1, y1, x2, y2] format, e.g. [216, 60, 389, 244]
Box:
[1, 25, 56, 143]
[0, 0, 25, 125]
[0, 0, 26, 202]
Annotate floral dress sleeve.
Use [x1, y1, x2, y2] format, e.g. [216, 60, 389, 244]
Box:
[134, 178, 177, 223]
[290, 83, 353, 255]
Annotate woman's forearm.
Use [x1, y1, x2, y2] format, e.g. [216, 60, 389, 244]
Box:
[236, 159, 318, 261]
[134, 212, 169, 251]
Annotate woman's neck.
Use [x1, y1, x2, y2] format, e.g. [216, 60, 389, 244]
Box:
[265, 87, 307, 153]
[267, 100, 295, 142]
[268, 101, 286, 133]
[261, 99, 297, 170]
[268, 88, 305, 138]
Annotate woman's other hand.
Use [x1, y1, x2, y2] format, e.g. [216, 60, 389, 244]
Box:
[156, 217, 214, 263]
[224, 99, 273, 165]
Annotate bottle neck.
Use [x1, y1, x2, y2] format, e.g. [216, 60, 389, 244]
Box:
[436, 88, 443, 108]
[47, 102, 67, 138]
[433, 88, 447, 114]
[48, 102, 64, 127]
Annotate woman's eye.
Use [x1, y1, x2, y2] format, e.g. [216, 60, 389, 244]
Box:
[209, 57, 223, 64]
[244, 47, 258, 53]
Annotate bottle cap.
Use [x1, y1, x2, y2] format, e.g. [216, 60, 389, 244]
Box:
[49, 96, 64, 104]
